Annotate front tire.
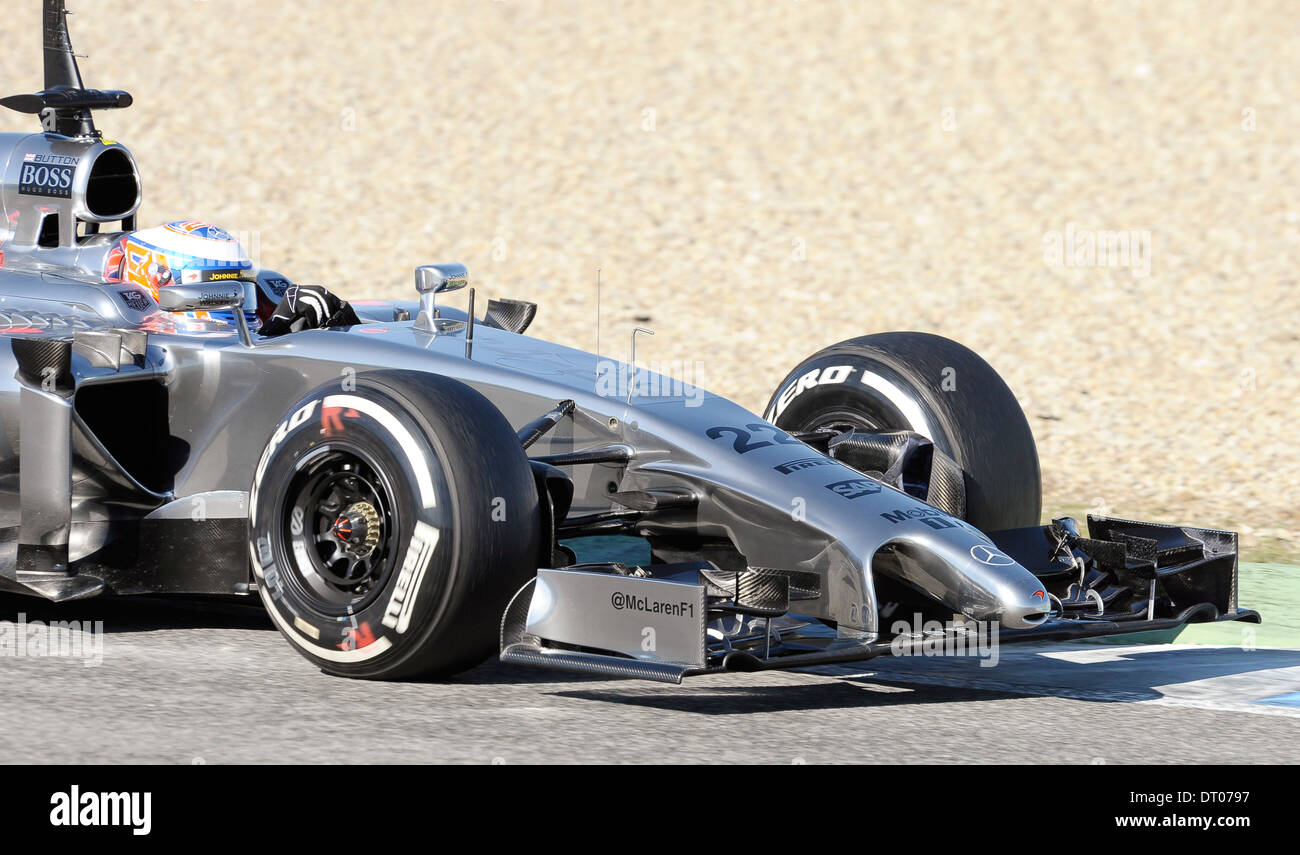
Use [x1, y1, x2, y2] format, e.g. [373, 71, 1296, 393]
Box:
[249, 371, 540, 679]
[764, 332, 1041, 532]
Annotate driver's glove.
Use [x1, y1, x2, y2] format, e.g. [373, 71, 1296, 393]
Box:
[260, 283, 361, 337]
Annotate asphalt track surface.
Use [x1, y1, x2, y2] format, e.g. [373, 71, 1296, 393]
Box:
[1, 593, 1297, 764]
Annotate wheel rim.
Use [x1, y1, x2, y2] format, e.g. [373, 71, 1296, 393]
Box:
[280, 444, 401, 614]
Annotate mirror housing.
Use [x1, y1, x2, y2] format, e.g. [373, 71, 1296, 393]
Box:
[414, 263, 469, 332]
[155, 283, 252, 347]
[155, 282, 244, 313]
[415, 263, 468, 295]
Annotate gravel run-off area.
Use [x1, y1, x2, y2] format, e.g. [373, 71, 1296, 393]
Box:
[1, 1, 1296, 557]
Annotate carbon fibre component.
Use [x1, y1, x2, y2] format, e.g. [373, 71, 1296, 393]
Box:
[482, 298, 538, 335]
[1085, 516, 1240, 612]
[11, 337, 73, 394]
[990, 515, 1245, 625]
[0, 88, 132, 116]
[500, 644, 702, 684]
[529, 460, 575, 568]
[0, 1, 132, 137]
[747, 567, 823, 600]
[518, 399, 575, 449]
[698, 566, 791, 615]
[827, 429, 965, 518]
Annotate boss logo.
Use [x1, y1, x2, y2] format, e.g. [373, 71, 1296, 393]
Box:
[18, 163, 75, 198]
[825, 478, 882, 499]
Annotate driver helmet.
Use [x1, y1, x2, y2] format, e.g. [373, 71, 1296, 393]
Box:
[109, 220, 258, 329]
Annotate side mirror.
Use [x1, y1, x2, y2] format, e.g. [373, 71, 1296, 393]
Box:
[155, 283, 253, 347]
[156, 282, 244, 313]
[415, 263, 468, 295]
[414, 263, 469, 333]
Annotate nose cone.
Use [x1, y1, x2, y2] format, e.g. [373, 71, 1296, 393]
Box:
[875, 533, 1057, 632]
[966, 544, 1052, 628]
[1001, 586, 1052, 628]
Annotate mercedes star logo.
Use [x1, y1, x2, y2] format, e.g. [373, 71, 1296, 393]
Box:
[970, 544, 1016, 566]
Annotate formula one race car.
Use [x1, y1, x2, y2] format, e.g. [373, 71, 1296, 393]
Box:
[0, 1, 1258, 682]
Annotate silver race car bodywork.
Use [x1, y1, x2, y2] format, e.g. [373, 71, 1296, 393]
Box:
[0, 1, 1257, 682]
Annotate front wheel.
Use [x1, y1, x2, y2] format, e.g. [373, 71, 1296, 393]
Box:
[249, 370, 541, 679]
[764, 332, 1041, 532]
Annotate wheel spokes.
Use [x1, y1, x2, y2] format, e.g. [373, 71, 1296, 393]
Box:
[284, 449, 394, 609]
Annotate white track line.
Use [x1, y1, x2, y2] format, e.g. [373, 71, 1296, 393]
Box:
[808, 643, 1300, 718]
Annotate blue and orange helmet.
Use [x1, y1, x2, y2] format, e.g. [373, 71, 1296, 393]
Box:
[106, 220, 259, 328]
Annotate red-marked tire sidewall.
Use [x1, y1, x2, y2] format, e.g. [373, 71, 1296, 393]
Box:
[250, 371, 540, 679]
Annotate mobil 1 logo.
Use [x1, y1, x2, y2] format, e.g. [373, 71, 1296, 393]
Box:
[18, 152, 78, 199]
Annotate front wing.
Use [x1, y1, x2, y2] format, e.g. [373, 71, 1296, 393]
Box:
[500, 515, 1261, 683]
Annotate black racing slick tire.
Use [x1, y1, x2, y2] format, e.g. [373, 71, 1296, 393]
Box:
[249, 370, 541, 680]
[764, 332, 1041, 532]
